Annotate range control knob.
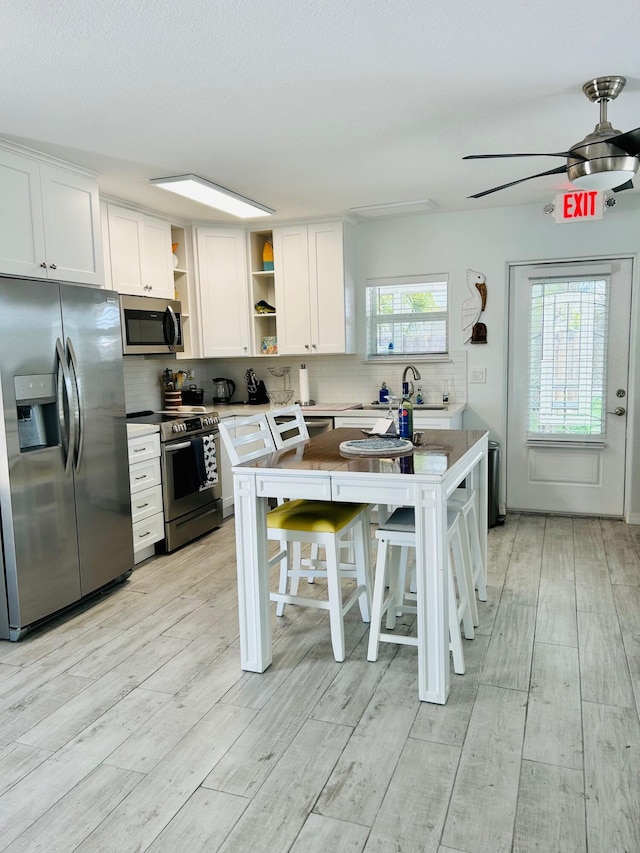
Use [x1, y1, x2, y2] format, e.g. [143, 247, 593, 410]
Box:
[172, 424, 180, 433]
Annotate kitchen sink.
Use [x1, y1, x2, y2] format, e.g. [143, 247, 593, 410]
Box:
[358, 403, 448, 410]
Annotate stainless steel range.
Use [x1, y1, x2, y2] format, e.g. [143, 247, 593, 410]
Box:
[127, 411, 223, 552]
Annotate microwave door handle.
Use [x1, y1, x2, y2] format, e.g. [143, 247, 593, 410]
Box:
[66, 338, 83, 471]
[164, 305, 179, 350]
[55, 338, 76, 476]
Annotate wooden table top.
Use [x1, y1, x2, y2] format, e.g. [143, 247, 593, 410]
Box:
[235, 428, 488, 479]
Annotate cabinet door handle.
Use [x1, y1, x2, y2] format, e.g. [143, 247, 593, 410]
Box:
[134, 474, 148, 480]
[133, 447, 146, 452]
[40, 262, 47, 268]
[305, 344, 310, 350]
[136, 502, 149, 509]
[50, 263, 57, 270]
[138, 531, 151, 538]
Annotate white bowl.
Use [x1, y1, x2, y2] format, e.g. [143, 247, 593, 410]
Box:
[268, 390, 294, 406]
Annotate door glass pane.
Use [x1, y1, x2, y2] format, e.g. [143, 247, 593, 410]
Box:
[528, 277, 609, 436]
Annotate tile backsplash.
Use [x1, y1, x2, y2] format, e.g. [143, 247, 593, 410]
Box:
[122, 351, 467, 413]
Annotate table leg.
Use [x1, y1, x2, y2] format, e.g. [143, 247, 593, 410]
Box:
[414, 483, 450, 704]
[233, 471, 272, 672]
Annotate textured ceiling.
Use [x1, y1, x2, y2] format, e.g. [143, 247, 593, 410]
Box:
[3, 0, 640, 223]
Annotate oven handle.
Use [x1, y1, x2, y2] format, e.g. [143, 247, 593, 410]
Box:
[165, 440, 194, 451]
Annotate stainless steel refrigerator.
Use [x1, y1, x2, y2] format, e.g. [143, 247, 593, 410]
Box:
[0, 277, 134, 640]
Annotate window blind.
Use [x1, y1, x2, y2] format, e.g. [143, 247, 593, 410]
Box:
[527, 276, 609, 437]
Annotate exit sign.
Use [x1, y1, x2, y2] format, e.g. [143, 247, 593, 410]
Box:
[554, 190, 604, 223]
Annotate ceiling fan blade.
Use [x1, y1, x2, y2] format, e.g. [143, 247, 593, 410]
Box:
[605, 127, 640, 157]
[612, 179, 634, 193]
[463, 151, 580, 161]
[468, 165, 568, 199]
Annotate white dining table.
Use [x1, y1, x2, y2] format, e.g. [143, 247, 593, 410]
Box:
[231, 427, 489, 704]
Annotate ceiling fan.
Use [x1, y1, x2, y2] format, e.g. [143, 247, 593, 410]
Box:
[464, 75, 640, 199]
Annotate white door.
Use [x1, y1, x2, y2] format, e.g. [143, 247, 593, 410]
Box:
[40, 164, 103, 285]
[107, 205, 145, 295]
[506, 258, 632, 516]
[273, 224, 311, 355]
[308, 221, 346, 354]
[197, 227, 251, 358]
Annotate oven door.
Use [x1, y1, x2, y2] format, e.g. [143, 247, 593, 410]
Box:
[161, 432, 222, 522]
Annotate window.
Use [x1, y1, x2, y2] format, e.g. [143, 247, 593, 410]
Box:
[365, 274, 448, 359]
[527, 275, 609, 436]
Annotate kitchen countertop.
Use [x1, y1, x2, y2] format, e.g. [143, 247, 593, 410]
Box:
[126, 423, 160, 439]
[210, 402, 466, 419]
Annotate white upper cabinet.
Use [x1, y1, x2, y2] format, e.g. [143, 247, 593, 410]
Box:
[0, 144, 103, 285]
[104, 204, 173, 298]
[273, 220, 355, 356]
[196, 227, 251, 358]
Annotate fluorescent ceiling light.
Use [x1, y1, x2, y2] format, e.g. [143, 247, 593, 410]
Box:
[150, 175, 274, 218]
[350, 199, 436, 218]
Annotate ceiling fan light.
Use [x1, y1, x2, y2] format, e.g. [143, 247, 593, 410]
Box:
[568, 156, 638, 191]
[149, 175, 274, 218]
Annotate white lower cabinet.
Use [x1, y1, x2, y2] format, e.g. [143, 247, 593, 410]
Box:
[127, 430, 164, 564]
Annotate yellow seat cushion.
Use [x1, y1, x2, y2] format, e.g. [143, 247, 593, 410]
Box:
[267, 500, 368, 533]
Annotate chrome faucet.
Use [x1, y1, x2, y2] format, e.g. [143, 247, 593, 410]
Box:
[401, 365, 421, 398]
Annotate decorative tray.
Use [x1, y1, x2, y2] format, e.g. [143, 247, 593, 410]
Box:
[339, 437, 414, 457]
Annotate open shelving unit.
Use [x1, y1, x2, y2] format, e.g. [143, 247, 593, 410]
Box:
[249, 229, 278, 356]
[171, 224, 200, 360]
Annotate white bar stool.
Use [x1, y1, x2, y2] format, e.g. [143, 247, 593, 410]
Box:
[220, 410, 372, 663]
[367, 507, 475, 674]
[449, 488, 487, 608]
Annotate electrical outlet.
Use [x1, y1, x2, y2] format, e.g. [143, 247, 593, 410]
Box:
[470, 368, 486, 383]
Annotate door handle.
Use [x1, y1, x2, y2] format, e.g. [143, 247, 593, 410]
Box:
[164, 305, 179, 350]
[67, 338, 83, 471]
[606, 407, 626, 416]
[55, 338, 76, 476]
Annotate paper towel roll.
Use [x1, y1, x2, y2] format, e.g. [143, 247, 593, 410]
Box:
[299, 367, 310, 405]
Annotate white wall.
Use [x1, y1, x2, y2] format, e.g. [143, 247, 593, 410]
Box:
[355, 195, 640, 519]
[123, 193, 640, 519]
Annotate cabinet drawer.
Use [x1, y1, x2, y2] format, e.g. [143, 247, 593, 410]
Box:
[132, 513, 164, 552]
[129, 457, 161, 494]
[128, 433, 160, 464]
[130, 484, 163, 523]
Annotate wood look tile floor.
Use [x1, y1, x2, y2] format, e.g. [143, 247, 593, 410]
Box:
[1, 513, 640, 852]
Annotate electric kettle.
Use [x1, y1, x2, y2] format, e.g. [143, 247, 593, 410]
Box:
[212, 377, 236, 405]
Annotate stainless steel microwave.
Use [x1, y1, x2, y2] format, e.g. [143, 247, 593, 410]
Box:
[120, 295, 184, 355]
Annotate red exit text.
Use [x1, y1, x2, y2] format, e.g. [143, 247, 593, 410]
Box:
[554, 190, 603, 223]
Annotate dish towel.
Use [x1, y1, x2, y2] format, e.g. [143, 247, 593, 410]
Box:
[193, 434, 218, 491]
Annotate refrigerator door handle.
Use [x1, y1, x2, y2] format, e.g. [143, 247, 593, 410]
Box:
[163, 305, 179, 350]
[55, 337, 76, 476]
[66, 338, 83, 471]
